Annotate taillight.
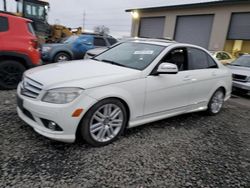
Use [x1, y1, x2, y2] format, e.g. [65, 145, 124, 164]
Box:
[30, 39, 38, 49]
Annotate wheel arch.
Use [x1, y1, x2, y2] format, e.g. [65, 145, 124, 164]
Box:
[75, 96, 131, 141]
[0, 52, 33, 69]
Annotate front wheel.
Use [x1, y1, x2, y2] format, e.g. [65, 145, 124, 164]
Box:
[206, 89, 225, 115]
[0, 60, 26, 90]
[80, 99, 127, 146]
[54, 52, 71, 63]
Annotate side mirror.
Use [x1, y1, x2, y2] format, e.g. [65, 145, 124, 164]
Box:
[155, 62, 178, 75]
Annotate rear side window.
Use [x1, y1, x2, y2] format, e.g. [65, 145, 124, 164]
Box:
[107, 38, 117, 45]
[27, 22, 36, 35]
[94, 37, 107, 46]
[0, 16, 9, 32]
[187, 48, 218, 70]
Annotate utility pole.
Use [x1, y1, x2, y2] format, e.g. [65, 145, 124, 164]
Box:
[3, 0, 7, 11]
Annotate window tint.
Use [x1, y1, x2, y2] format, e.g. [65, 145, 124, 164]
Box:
[188, 48, 217, 70]
[94, 37, 106, 46]
[107, 38, 117, 45]
[0, 16, 9, 32]
[161, 48, 187, 71]
[27, 23, 36, 35]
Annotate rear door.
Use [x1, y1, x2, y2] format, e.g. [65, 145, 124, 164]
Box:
[186, 47, 220, 104]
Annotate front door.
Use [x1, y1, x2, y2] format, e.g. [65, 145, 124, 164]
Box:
[144, 48, 194, 115]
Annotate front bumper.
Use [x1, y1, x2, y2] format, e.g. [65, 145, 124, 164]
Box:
[16, 84, 97, 143]
[232, 81, 250, 92]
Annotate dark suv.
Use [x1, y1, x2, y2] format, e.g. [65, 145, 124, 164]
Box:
[41, 34, 117, 63]
[0, 12, 41, 89]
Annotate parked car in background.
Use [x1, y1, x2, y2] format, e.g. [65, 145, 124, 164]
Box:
[0, 12, 40, 89]
[84, 47, 108, 59]
[41, 34, 117, 63]
[17, 38, 232, 146]
[227, 55, 250, 94]
[212, 51, 234, 65]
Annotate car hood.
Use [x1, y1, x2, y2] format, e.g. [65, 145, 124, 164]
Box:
[24, 59, 141, 89]
[227, 65, 250, 76]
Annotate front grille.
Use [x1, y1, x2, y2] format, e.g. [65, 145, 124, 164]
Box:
[232, 74, 247, 82]
[21, 77, 43, 98]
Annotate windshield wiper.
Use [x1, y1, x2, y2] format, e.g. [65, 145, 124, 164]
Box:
[101, 59, 126, 67]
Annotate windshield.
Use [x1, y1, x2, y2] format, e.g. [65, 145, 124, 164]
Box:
[94, 42, 165, 70]
[230, 56, 250, 68]
[60, 36, 79, 44]
[23, 2, 47, 20]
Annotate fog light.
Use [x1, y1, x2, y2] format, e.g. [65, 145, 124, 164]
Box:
[48, 121, 57, 130]
[41, 119, 63, 131]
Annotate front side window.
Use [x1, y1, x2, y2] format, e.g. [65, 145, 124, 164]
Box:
[94, 37, 106, 46]
[94, 42, 165, 70]
[161, 48, 187, 71]
[0, 16, 8, 32]
[187, 48, 217, 70]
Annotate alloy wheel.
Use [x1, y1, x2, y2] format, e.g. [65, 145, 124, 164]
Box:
[210, 90, 224, 114]
[89, 104, 124, 142]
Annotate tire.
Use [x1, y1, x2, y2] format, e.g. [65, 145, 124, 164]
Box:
[80, 98, 128, 147]
[0, 60, 26, 90]
[206, 88, 225, 116]
[54, 52, 71, 63]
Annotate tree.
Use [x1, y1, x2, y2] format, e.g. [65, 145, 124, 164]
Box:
[94, 25, 110, 35]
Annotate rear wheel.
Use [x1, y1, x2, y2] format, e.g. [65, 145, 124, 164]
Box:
[0, 60, 26, 90]
[206, 89, 225, 115]
[54, 52, 71, 62]
[80, 99, 127, 147]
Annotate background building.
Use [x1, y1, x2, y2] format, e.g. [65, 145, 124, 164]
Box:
[126, 0, 250, 55]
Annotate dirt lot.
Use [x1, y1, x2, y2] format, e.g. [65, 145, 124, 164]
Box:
[1, 90, 250, 188]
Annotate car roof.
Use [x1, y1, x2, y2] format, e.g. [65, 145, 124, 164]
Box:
[121, 37, 175, 47]
[0, 11, 32, 22]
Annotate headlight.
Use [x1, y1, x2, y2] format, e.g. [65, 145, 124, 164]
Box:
[42, 88, 83, 104]
[42, 46, 52, 53]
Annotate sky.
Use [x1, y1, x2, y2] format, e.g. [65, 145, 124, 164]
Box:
[1, 0, 219, 38]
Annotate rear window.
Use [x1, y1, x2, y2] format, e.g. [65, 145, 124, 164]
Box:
[27, 22, 36, 35]
[0, 16, 9, 32]
[107, 38, 117, 45]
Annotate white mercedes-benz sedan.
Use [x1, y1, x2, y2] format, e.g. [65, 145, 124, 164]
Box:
[17, 39, 232, 146]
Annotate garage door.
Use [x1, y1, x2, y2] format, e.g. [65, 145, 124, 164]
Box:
[174, 15, 214, 49]
[139, 17, 165, 38]
[228, 12, 250, 40]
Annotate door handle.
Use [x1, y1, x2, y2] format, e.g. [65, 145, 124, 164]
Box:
[183, 75, 192, 81]
[212, 71, 217, 76]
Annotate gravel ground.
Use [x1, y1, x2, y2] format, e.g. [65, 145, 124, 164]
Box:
[1, 90, 250, 188]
